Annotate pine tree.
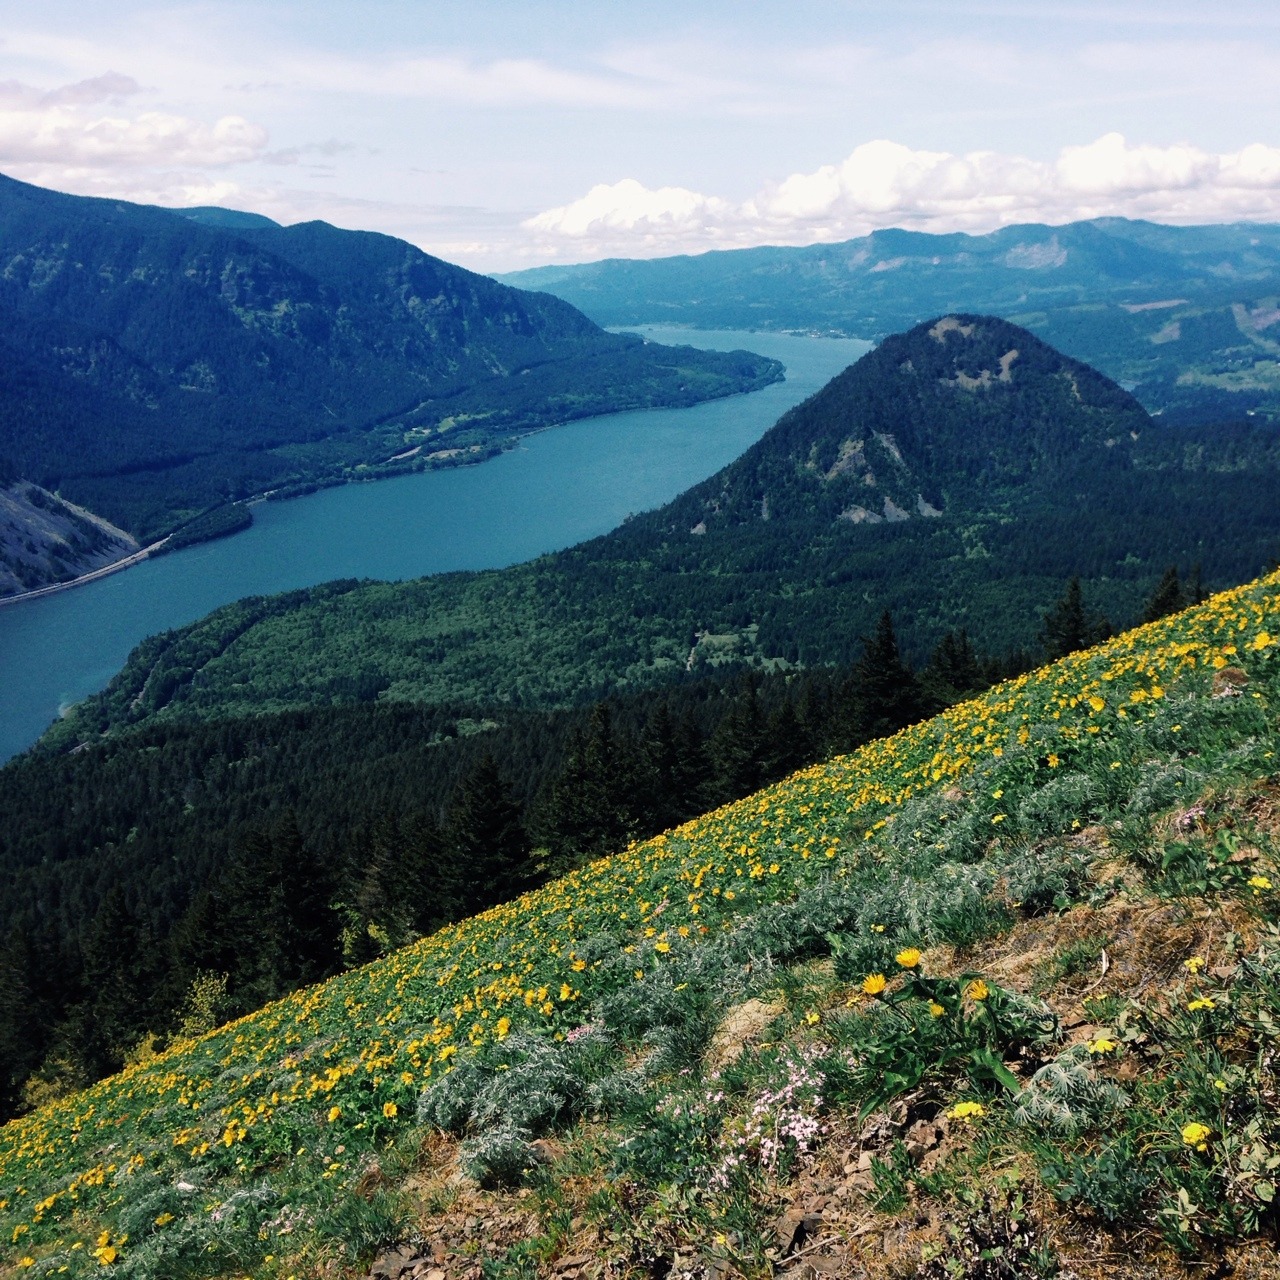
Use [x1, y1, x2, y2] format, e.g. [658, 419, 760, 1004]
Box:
[444, 754, 531, 911]
[634, 703, 709, 832]
[1187, 562, 1206, 605]
[920, 629, 986, 712]
[399, 807, 459, 934]
[0, 929, 46, 1117]
[849, 611, 922, 742]
[1041, 578, 1111, 661]
[78, 887, 157, 1076]
[709, 674, 769, 804]
[353, 815, 415, 957]
[763, 695, 812, 782]
[1142, 566, 1186, 624]
[534, 709, 636, 873]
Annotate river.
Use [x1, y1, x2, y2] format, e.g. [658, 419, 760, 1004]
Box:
[0, 328, 870, 761]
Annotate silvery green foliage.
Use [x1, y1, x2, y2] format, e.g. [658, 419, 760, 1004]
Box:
[1013, 1045, 1130, 1135]
[418, 1030, 586, 1136]
[458, 1122, 537, 1186]
[1123, 759, 1206, 822]
[1002, 840, 1093, 915]
[877, 790, 963, 863]
[109, 1183, 278, 1280]
[1017, 771, 1105, 832]
[114, 1176, 186, 1240]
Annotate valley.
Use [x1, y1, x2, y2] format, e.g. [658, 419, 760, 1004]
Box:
[0, 176, 780, 596]
[0, 327, 867, 761]
[4, 186, 1280, 1280]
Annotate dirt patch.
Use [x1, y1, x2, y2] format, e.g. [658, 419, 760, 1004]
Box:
[929, 317, 975, 342]
[707, 997, 786, 1071]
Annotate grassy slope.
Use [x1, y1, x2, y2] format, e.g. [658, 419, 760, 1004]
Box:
[4, 575, 1280, 1278]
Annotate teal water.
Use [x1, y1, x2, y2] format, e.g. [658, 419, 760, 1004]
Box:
[0, 328, 869, 761]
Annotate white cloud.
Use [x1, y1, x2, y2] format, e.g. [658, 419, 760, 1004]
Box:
[526, 178, 732, 240]
[522, 134, 1280, 261]
[0, 74, 267, 171]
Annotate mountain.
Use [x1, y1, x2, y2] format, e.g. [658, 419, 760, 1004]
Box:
[500, 217, 1280, 424]
[45, 315, 1280, 748]
[3, 570, 1279, 1278]
[0, 474, 138, 596]
[0, 173, 780, 587]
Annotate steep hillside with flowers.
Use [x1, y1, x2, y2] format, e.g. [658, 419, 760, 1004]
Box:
[4, 573, 1280, 1279]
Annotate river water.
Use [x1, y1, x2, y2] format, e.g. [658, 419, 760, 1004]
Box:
[0, 328, 869, 761]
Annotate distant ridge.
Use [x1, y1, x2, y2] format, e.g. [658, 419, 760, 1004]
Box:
[174, 205, 281, 231]
[500, 216, 1280, 424]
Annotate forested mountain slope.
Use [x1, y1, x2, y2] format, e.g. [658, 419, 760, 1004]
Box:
[47, 315, 1280, 747]
[0, 173, 779, 570]
[501, 217, 1280, 424]
[4, 571, 1280, 1279]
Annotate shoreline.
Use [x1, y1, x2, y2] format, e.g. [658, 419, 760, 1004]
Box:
[0, 359, 788, 610]
[0, 537, 170, 609]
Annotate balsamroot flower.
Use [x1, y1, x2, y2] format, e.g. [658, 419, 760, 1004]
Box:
[895, 947, 922, 969]
[1181, 1121, 1211, 1152]
[861, 973, 887, 995]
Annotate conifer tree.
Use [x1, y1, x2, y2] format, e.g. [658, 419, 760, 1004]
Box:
[1041, 577, 1111, 661]
[79, 887, 157, 1076]
[921, 629, 986, 713]
[849, 611, 923, 742]
[763, 696, 812, 782]
[0, 929, 46, 1116]
[1142, 566, 1186, 624]
[534, 709, 636, 873]
[634, 703, 709, 832]
[445, 754, 531, 910]
[709, 674, 769, 804]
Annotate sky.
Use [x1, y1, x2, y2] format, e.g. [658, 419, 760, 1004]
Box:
[1, 0, 1280, 270]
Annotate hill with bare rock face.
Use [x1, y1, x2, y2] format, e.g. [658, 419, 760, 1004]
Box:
[501, 217, 1280, 425]
[0, 474, 139, 597]
[44, 315, 1280, 747]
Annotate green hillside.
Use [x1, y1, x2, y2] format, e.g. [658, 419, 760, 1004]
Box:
[47, 315, 1280, 748]
[0, 172, 779, 558]
[500, 218, 1280, 424]
[3, 569, 1279, 1279]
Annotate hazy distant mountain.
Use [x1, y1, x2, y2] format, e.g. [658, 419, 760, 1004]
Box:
[500, 218, 1280, 424]
[0, 174, 780, 588]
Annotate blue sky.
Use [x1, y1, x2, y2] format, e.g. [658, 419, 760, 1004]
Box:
[1, 0, 1279, 268]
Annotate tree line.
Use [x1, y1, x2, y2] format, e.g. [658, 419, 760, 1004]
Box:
[0, 569, 1198, 1119]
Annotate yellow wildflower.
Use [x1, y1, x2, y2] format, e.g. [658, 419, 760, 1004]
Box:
[1183, 956, 1205, 973]
[948, 1101, 986, 1122]
[382, 1101, 398, 1119]
[1086, 1038, 1117, 1055]
[895, 948, 922, 969]
[862, 973, 888, 996]
[1181, 1121, 1211, 1151]
[1187, 997, 1215, 1012]
[327, 1106, 341, 1123]
[966, 978, 989, 1002]
[929, 1002, 946, 1018]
